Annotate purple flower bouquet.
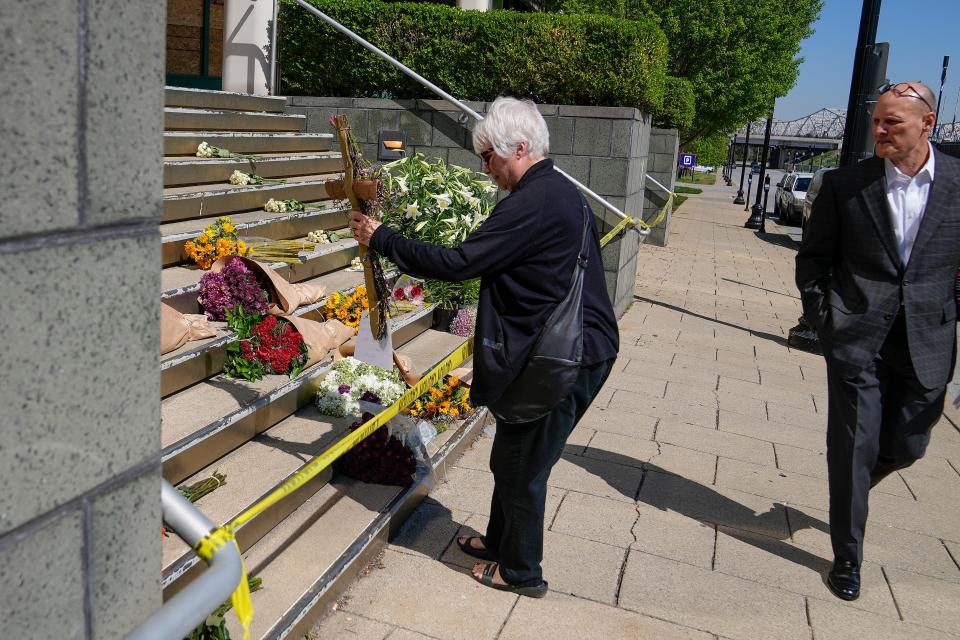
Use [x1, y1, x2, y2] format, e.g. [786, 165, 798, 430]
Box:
[198, 256, 270, 321]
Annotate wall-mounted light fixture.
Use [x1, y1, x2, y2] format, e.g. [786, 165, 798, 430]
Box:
[378, 129, 407, 160]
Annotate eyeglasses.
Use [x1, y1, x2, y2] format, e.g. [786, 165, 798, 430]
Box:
[480, 148, 494, 165]
[879, 82, 936, 112]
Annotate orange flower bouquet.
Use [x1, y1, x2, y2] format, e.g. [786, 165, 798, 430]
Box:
[403, 374, 474, 431]
[184, 216, 249, 269]
[322, 286, 369, 330]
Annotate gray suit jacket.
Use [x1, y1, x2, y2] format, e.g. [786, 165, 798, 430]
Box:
[795, 150, 960, 388]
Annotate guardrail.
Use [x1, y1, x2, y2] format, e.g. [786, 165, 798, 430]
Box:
[126, 481, 243, 640]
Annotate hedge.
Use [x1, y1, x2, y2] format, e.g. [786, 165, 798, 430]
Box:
[654, 75, 695, 131]
[279, 0, 670, 116]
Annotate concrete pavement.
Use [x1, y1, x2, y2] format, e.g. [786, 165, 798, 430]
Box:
[308, 177, 960, 640]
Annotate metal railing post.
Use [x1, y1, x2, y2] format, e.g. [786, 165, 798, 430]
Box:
[126, 482, 242, 640]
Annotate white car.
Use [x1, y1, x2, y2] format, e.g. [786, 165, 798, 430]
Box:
[693, 165, 715, 173]
[775, 172, 813, 226]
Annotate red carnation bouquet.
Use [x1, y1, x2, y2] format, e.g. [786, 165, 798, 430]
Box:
[224, 306, 308, 381]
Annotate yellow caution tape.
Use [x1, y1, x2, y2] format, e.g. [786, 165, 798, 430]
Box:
[192, 338, 476, 633]
[598, 193, 674, 248]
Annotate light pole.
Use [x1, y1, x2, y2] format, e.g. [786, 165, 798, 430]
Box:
[935, 55, 949, 139]
[725, 137, 735, 185]
[746, 109, 774, 227]
[745, 171, 754, 212]
[760, 175, 771, 233]
[733, 123, 751, 204]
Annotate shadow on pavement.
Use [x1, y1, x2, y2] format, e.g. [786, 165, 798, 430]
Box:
[634, 295, 791, 349]
[754, 230, 799, 250]
[565, 449, 830, 575]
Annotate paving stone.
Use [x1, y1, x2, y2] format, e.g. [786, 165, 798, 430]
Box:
[576, 406, 658, 439]
[603, 371, 668, 397]
[657, 421, 776, 466]
[647, 443, 719, 485]
[766, 401, 824, 430]
[714, 527, 897, 618]
[550, 490, 639, 548]
[618, 550, 810, 640]
[638, 469, 791, 539]
[719, 376, 817, 412]
[431, 466, 495, 515]
[868, 490, 960, 543]
[342, 549, 515, 640]
[500, 591, 712, 640]
[807, 597, 952, 640]
[550, 454, 644, 502]
[886, 568, 960, 635]
[612, 389, 717, 430]
[564, 426, 596, 455]
[899, 454, 960, 485]
[390, 498, 464, 561]
[715, 457, 829, 511]
[540, 530, 626, 604]
[311, 611, 393, 640]
[632, 502, 716, 569]
[582, 430, 660, 467]
[388, 629, 440, 640]
[719, 413, 826, 453]
[672, 353, 760, 383]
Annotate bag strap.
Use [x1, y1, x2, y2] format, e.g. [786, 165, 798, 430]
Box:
[576, 192, 591, 267]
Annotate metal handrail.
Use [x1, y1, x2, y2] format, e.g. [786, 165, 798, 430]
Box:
[292, 0, 663, 230]
[126, 481, 242, 640]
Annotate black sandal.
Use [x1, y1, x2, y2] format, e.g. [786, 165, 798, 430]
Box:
[473, 562, 548, 598]
[456, 535, 498, 562]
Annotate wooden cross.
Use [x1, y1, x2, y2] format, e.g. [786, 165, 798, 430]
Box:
[334, 115, 384, 339]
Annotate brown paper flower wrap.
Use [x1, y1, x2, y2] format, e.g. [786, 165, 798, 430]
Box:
[334, 342, 421, 387]
[209, 256, 327, 315]
[284, 316, 354, 370]
[160, 302, 217, 354]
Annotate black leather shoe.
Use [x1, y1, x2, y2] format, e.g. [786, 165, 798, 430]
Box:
[827, 559, 860, 601]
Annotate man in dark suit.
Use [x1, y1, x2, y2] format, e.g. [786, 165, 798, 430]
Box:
[796, 82, 960, 601]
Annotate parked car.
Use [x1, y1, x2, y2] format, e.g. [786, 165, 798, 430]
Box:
[801, 167, 837, 239]
[751, 161, 761, 174]
[774, 172, 812, 226]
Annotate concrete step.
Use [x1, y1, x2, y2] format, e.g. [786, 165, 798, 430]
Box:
[160, 234, 359, 313]
[164, 152, 342, 187]
[165, 86, 287, 114]
[165, 107, 306, 133]
[164, 131, 334, 156]
[160, 201, 348, 268]
[161, 331, 474, 606]
[160, 306, 437, 485]
[163, 174, 338, 223]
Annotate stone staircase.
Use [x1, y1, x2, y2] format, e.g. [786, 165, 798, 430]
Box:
[159, 86, 488, 639]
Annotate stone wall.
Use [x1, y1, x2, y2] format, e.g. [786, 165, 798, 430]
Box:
[641, 128, 680, 247]
[287, 96, 651, 317]
[0, 2, 164, 638]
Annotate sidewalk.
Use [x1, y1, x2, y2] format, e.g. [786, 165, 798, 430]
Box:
[309, 179, 960, 640]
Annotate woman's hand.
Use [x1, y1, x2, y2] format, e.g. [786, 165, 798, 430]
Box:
[348, 210, 381, 247]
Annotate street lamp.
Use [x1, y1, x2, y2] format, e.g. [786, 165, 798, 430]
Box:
[746, 109, 775, 228]
[725, 137, 735, 185]
[760, 175, 771, 233]
[745, 171, 754, 212]
[733, 123, 751, 204]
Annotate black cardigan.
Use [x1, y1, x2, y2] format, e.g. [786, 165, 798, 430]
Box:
[371, 158, 619, 406]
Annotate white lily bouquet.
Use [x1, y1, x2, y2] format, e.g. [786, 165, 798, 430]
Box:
[229, 170, 286, 186]
[196, 141, 256, 160]
[264, 198, 306, 213]
[381, 153, 494, 308]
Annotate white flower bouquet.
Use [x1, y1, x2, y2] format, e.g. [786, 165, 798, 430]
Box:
[316, 357, 406, 418]
[264, 198, 306, 213]
[229, 170, 286, 187]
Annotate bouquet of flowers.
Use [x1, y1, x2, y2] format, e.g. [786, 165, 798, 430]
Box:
[322, 287, 369, 330]
[198, 256, 271, 321]
[196, 141, 256, 160]
[403, 374, 474, 429]
[307, 229, 345, 244]
[390, 276, 426, 313]
[316, 357, 406, 418]
[223, 306, 308, 381]
[338, 411, 417, 487]
[184, 216, 249, 269]
[264, 198, 306, 213]
[228, 170, 285, 186]
[448, 306, 477, 337]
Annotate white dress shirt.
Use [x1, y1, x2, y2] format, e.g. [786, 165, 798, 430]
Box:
[884, 143, 936, 266]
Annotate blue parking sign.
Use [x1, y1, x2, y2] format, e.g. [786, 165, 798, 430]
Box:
[679, 153, 697, 169]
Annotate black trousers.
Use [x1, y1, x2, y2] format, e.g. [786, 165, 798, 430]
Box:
[826, 315, 945, 565]
[485, 358, 615, 586]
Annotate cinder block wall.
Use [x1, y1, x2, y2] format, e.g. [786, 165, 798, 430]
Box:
[288, 97, 651, 317]
[0, 2, 164, 638]
[641, 128, 680, 247]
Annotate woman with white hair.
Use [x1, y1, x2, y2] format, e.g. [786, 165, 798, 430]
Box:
[349, 96, 619, 598]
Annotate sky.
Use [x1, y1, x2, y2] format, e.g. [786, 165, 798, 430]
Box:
[775, 0, 960, 124]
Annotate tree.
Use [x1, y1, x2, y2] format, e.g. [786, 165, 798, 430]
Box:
[684, 131, 730, 167]
[548, 0, 822, 145]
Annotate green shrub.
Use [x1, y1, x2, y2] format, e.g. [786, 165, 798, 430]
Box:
[652, 75, 694, 131]
[279, 0, 669, 115]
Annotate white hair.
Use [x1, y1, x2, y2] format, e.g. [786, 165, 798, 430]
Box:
[472, 96, 550, 159]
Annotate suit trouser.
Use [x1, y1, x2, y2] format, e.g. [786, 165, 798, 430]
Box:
[485, 358, 614, 586]
[825, 315, 945, 565]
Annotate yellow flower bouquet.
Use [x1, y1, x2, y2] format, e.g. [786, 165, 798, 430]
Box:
[403, 374, 474, 430]
[322, 286, 369, 330]
[184, 216, 249, 269]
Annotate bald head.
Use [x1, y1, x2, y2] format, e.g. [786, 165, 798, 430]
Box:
[873, 81, 936, 172]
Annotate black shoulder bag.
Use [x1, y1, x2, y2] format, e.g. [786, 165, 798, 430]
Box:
[488, 194, 590, 423]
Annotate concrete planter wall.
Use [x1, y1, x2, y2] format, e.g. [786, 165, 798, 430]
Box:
[288, 96, 660, 316]
[0, 2, 164, 638]
[643, 128, 680, 247]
